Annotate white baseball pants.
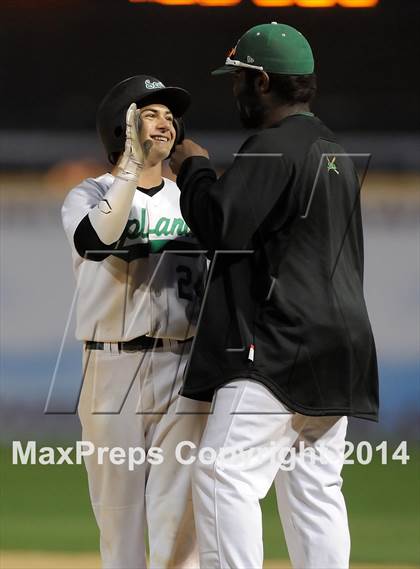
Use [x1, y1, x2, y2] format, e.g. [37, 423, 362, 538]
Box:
[78, 340, 209, 569]
[192, 380, 350, 569]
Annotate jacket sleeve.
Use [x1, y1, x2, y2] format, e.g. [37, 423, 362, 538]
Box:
[177, 134, 293, 251]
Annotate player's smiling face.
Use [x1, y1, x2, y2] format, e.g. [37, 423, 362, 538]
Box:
[138, 103, 176, 162]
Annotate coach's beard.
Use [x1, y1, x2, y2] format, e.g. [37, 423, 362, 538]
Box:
[236, 99, 265, 129]
[236, 93, 266, 130]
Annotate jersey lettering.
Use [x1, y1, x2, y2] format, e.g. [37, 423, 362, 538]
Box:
[153, 217, 170, 236]
[124, 209, 190, 241]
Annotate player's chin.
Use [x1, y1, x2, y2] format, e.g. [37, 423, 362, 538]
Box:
[152, 144, 172, 162]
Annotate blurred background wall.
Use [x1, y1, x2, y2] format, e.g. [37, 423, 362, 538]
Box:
[0, 0, 419, 442]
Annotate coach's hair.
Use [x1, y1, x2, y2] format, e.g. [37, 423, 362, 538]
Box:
[245, 70, 317, 106]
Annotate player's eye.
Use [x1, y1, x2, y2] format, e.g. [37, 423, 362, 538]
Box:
[141, 110, 156, 118]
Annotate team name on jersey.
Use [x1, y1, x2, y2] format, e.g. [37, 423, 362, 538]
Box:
[125, 209, 190, 240]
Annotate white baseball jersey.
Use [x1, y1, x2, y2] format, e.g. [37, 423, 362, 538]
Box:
[62, 173, 205, 342]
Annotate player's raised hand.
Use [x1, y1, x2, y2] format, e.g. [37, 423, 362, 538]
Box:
[117, 103, 153, 180]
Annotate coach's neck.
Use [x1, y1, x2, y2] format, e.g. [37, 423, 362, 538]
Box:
[261, 99, 311, 129]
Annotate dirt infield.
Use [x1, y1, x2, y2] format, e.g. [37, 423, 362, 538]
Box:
[0, 552, 418, 569]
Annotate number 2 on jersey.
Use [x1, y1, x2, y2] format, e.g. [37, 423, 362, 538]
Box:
[176, 265, 193, 300]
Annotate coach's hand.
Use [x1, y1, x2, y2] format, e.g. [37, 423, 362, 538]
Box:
[169, 139, 209, 175]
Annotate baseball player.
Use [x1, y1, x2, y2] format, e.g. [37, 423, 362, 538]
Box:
[62, 75, 208, 569]
[170, 24, 379, 569]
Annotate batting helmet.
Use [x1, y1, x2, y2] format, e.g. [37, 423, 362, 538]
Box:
[97, 75, 191, 164]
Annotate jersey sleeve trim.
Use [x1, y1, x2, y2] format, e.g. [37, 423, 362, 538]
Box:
[73, 213, 118, 261]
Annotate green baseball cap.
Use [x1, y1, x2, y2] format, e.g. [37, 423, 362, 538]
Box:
[212, 22, 314, 76]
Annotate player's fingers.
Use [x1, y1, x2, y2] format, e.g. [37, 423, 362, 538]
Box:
[135, 111, 143, 135]
[126, 103, 137, 144]
[126, 102, 137, 127]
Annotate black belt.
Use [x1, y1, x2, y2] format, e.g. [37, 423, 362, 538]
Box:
[85, 335, 190, 352]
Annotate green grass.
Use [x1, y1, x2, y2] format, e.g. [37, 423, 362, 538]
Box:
[1, 443, 419, 565]
[1, 444, 98, 551]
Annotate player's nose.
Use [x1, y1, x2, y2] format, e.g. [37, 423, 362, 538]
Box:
[156, 114, 172, 129]
[156, 119, 174, 139]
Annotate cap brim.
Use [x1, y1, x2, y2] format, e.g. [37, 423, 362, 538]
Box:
[136, 86, 191, 117]
[211, 65, 237, 76]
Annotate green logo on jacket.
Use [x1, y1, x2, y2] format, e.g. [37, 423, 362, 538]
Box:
[327, 156, 340, 175]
